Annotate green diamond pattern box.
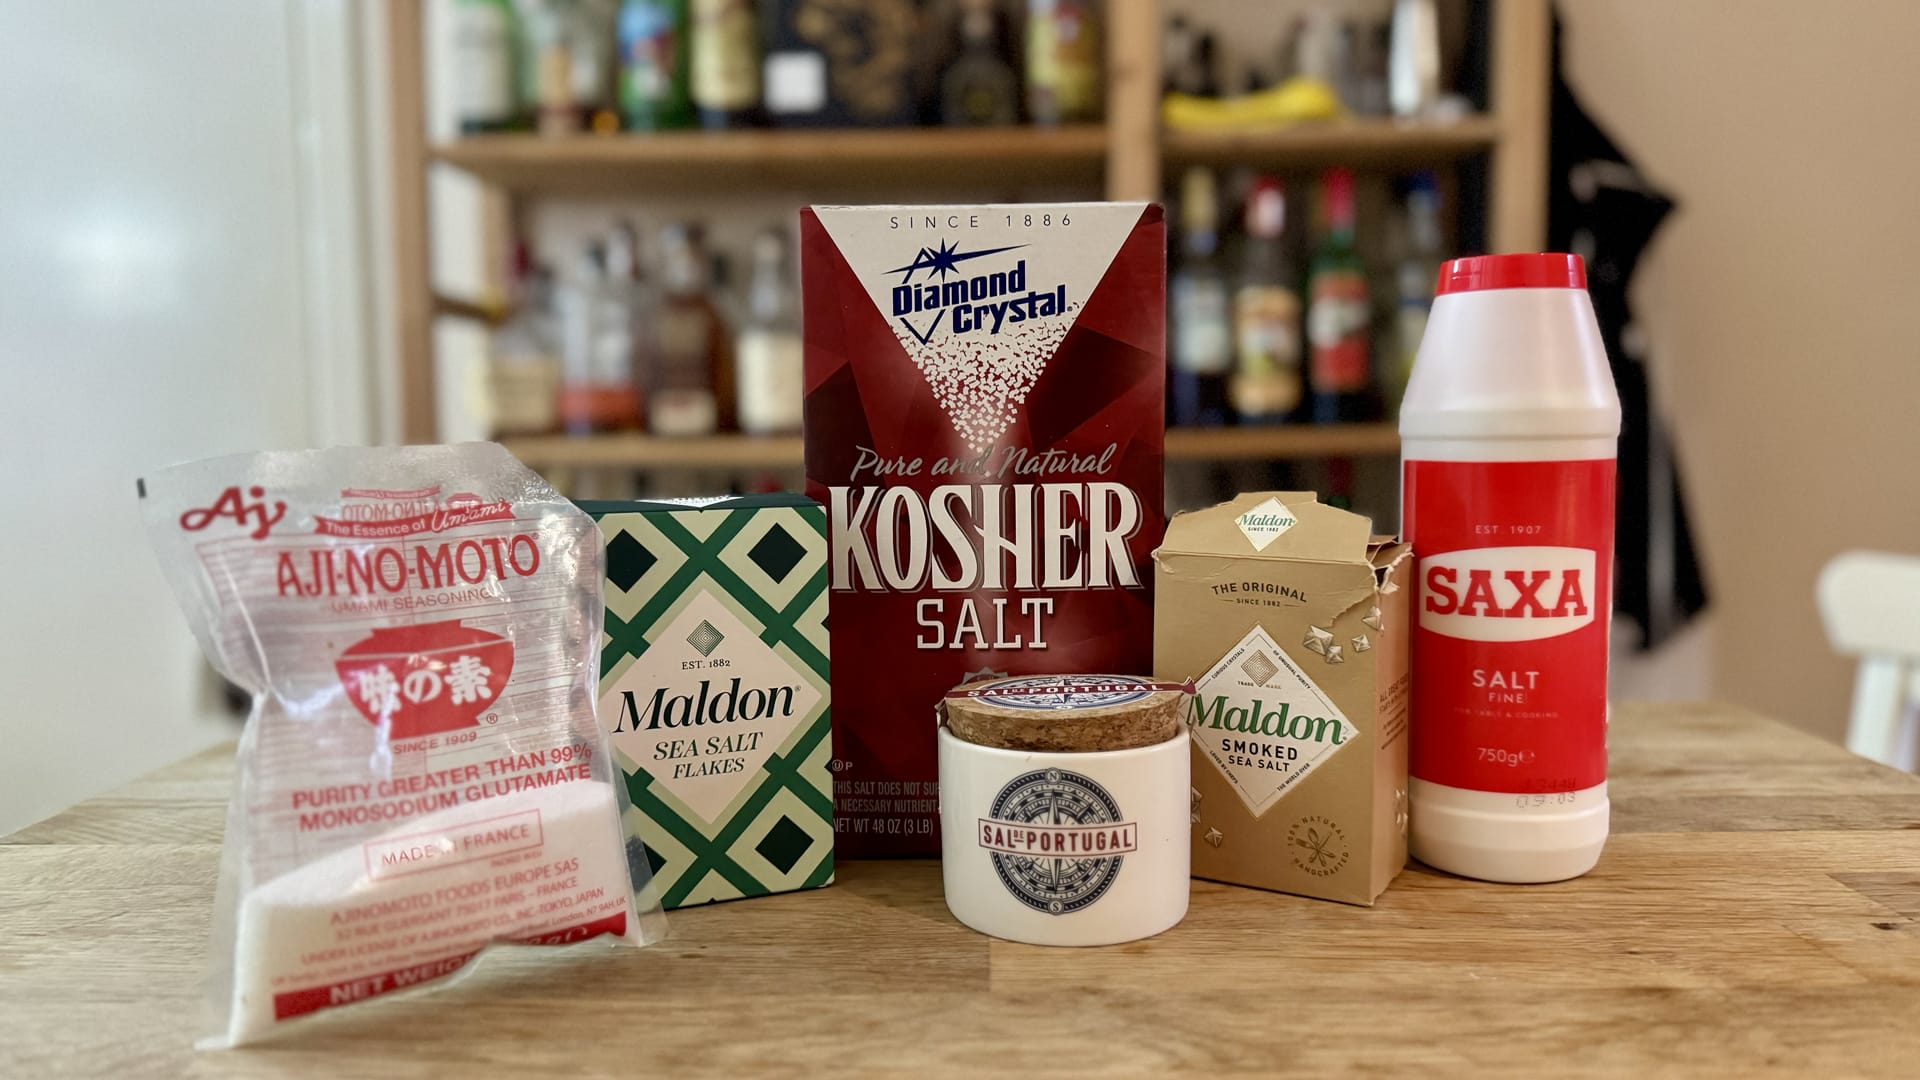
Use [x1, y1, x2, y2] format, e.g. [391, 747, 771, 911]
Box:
[580, 494, 833, 909]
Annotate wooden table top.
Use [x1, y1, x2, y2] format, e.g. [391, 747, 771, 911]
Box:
[4, 702, 1919, 1077]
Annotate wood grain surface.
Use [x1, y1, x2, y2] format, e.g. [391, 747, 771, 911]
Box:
[4, 703, 1919, 1077]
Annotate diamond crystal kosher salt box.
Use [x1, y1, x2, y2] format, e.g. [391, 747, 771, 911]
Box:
[801, 203, 1167, 856]
[580, 494, 833, 908]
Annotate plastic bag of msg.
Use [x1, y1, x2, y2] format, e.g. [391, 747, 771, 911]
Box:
[140, 444, 666, 1048]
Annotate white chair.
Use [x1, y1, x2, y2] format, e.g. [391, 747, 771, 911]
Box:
[1817, 551, 1920, 771]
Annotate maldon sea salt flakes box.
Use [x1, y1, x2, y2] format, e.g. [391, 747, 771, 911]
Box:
[1154, 492, 1411, 906]
[801, 203, 1167, 856]
[580, 494, 833, 908]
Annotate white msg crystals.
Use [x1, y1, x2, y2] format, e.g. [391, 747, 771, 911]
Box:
[223, 784, 632, 1046]
[141, 444, 664, 1048]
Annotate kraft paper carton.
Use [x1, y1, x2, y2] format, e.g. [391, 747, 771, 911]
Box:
[1153, 492, 1410, 905]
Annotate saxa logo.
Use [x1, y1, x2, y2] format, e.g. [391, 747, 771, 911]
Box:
[1418, 545, 1596, 643]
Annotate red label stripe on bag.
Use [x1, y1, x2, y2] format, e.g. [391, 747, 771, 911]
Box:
[269, 912, 629, 1022]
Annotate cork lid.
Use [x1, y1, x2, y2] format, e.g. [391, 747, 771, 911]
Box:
[940, 674, 1190, 753]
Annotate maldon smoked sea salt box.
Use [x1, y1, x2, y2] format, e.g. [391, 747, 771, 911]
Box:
[580, 495, 833, 907]
[801, 203, 1167, 855]
[1154, 493, 1411, 905]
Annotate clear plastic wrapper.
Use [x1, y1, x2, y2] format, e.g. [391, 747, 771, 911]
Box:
[140, 444, 664, 1047]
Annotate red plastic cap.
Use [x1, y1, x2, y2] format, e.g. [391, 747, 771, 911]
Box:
[1436, 253, 1587, 295]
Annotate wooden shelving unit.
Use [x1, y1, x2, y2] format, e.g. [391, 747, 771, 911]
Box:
[1161, 115, 1502, 168]
[434, 126, 1109, 194]
[434, 116, 1500, 195]
[503, 432, 804, 470]
[388, 1, 1552, 460]
[499, 424, 1399, 472]
[1167, 423, 1401, 461]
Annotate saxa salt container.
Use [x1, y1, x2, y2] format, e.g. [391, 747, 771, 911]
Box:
[1400, 253, 1620, 883]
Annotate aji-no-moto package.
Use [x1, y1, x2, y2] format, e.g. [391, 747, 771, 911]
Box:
[141, 444, 663, 1047]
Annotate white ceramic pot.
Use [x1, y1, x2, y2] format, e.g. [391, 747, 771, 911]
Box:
[938, 727, 1190, 946]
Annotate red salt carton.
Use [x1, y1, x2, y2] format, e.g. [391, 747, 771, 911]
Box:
[801, 203, 1167, 855]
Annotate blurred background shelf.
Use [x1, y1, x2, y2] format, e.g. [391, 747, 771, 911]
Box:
[434, 126, 1110, 194]
[1161, 115, 1501, 168]
[433, 118, 1497, 193]
[499, 425, 1399, 471]
[392, 0, 1546, 530]
[503, 433, 804, 470]
[1165, 423, 1399, 460]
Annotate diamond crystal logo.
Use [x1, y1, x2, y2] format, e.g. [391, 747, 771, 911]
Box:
[810, 205, 1143, 452]
[1188, 624, 1358, 817]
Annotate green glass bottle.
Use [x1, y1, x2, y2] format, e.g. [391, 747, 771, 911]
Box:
[617, 0, 694, 130]
[1308, 167, 1375, 423]
[452, 0, 520, 133]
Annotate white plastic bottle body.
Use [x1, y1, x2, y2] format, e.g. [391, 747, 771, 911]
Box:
[1400, 259, 1620, 884]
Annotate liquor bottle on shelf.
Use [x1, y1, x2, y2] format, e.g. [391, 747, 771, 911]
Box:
[1169, 166, 1232, 427]
[1351, 19, 1392, 116]
[650, 223, 736, 434]
[489, 247, 562, 435]
[1025, 0, 1099, 125]
[940, 0, 1019, 126]
[557, 240, 644, 434]
[734, 229, 803, 435]
[1387, 171, 1442, 415]
[453, 0, 519, 133]
[1163, 15, 1219, 98]
[580, 1, 622, 134]
[523, 0, 581, 135]
[1230, 177, 1305, 425]
[523, 0, 614, 135]
[608, 219, 663, 411]
[709, 245, 743, 329]
[617, 0, 694, 130]
[1292, 10, 1350, 98]
[690, 0, 761, 129]
[1389, 0, 1442, 119]
[761, 0, 918, 127]
[1192, 31, 1220, 98]
[1308, 167, 1375, 423]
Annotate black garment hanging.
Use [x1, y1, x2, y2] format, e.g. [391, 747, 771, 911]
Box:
[1545, 13, 1708, 649]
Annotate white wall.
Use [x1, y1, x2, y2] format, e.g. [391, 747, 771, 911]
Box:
[0, 0, 380, 831]
[1558, 0, 1920, 742]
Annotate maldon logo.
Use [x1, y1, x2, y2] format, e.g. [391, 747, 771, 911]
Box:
[612, 677, 800, 732]
[1419, 545, 1596, 643]
[887, 238, 1068, 343]
[1235, 496, 1297, 552]
[1189, 625, 1357, 816]
[1188, 694, 1347, 745]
